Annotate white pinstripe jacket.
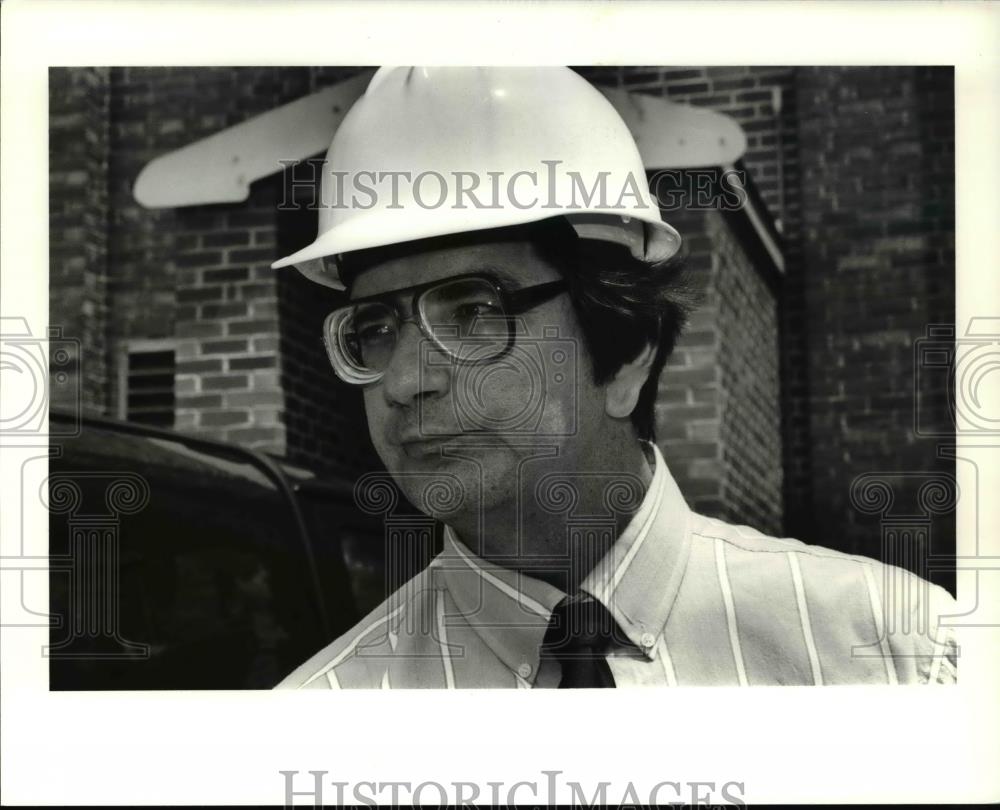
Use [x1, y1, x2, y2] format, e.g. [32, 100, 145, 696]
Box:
[276, 443, 958, 688]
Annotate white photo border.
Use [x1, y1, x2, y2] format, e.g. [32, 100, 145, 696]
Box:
[2, 0, 998, 805]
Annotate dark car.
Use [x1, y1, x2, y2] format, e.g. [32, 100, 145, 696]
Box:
[47, 410, 438, 690]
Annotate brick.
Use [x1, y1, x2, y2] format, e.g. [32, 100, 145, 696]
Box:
[178, 394, 224, 409]
[678, 330, 718, 349]
[736, 90, 773, 103]
[253, 407, 282, 426]
[252, 336, 280, 353]
[201, 302, 249, 319]
[203, 267, 250, 283]
[660, 441, 719, 460]
[687, 94, 733, 107]
[661, 69, 705, 81]
[227, 319, 277, 336]
[175, 321, 225, 339]
[237, 283, 276, 300]
[662, 367, 718, 386]
[226, 209, 275, 228]
[172, 341, 198, 362]
[175, 412, 199, 430]
[228, 247, 277, 264]
[200, 409, 250, 427]
[175, 251, 223, 268]
[202, 338, 249, 355]
[225, 390, 284, 407]
[177, 286, 224, 304]
[668, 405, 718, 421]
[251, 370, 279, 390]
[666, 82, 710, 96]
[688, 458, 723, 479]
[713, 78, 756, 92]
[202, 374, 249, 391]
[176, 358, 223, 374]
[176, 375, 199, 395]
[203, 231, 251, 248]
[229, 355, 277, 371]
[656, 386, 688, 404]
[706, 67, 747, 78]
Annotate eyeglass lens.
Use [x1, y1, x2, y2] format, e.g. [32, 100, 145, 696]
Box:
[341, 277, 510, 372]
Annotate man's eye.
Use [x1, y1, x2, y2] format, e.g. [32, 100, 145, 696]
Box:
[358, 323, 392, 341]
[454, 302, 499, 320]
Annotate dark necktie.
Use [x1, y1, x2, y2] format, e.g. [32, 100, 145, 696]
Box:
[541, 593, 622, 688]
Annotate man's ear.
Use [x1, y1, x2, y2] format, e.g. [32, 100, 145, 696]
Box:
[604, 342, 657, 420]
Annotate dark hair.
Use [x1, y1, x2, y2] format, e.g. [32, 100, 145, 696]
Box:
[528, 218, 699, 441]
[340, 217, 699, 441]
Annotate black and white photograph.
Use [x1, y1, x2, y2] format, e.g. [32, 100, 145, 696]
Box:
[2, 1, 998, 806]
[44, 62, 961, 692]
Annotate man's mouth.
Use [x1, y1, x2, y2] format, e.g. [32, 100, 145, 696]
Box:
[398, 433, 464, 459]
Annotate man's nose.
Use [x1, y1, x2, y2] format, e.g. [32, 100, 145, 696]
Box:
[381, 321, 450, 406]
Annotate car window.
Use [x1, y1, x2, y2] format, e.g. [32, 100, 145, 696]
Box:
[49, 423, 333, 689]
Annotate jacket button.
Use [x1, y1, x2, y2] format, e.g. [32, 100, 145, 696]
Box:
[640, 633, 656, 649]
[518, 663, 532, 678]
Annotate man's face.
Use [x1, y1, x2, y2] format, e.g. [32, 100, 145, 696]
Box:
[350, 238, 608, 524]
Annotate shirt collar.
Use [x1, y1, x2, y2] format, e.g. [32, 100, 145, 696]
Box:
[432, 442, 693, 681]
[578, 442, 693, 658]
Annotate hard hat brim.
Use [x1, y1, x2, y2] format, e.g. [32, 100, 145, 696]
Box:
[272, 211, 681, 290]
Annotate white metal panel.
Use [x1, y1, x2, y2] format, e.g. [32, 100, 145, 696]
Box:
[132, 70, 374, 208]
[133, 71, 747, 209]
[599, 86, 747, 169]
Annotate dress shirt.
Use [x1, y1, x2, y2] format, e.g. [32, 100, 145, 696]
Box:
[276, 443, 958, 688]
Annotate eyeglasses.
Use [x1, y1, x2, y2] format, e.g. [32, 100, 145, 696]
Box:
[323, 273, 567, 384]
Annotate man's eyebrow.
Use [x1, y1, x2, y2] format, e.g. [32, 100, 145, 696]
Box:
[466, 265, 520, 286]
[349, 284, 407, 303]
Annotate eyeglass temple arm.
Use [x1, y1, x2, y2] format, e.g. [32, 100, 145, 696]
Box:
[504, 279, 568, 314]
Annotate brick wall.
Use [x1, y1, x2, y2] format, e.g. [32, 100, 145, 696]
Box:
[49, 67, 111, 414]
[791, 67, 955, 559]
[656, 205, 783, 534]
[585, 65, 954, 567]
[275, 222, 378, 478]
[272, 67, 380, 477]
[580, 66, 799, 230]
[111, 67, 314, 453]
[713, 212, 783, 535]
[49, 66, 381, 470]
[172, 177, 289, 451]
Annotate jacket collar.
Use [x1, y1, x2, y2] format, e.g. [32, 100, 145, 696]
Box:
[432, 442, 693, 683]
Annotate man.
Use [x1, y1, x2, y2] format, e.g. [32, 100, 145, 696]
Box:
[272, 66, 957, 688]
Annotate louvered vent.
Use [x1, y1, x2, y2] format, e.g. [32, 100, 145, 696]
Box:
[124, 348, 175, 427]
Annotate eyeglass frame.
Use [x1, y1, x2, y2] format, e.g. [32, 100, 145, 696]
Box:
[322, 271, 569, 384]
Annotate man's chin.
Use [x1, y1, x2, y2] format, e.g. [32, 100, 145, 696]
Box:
[383, 447, 468, 516]
[385, 442, 515, 520]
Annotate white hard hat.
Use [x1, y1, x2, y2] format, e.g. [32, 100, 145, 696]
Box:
[272, 66, 682, 290]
